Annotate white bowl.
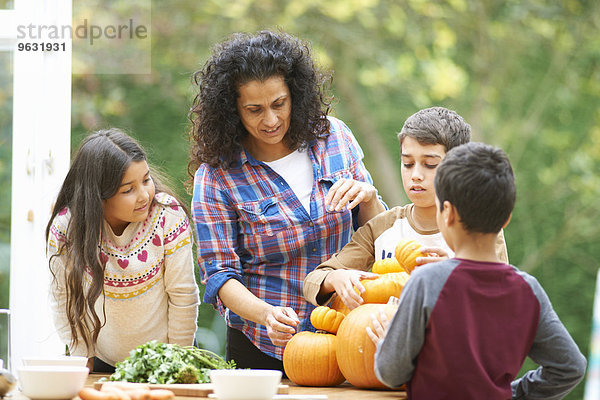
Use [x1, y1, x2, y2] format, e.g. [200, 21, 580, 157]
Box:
[210, 369, 282, 400]
[22, 356, 88, 367]
[17, 365, 89, 399]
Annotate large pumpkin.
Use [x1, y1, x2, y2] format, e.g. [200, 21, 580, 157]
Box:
[372, 257, 403, 274]
[360, 277, 402, 304]
[310, 306, 345, 334]
[394, 239, 424, 273]
[335, 303, 398, 388]
[283, 331, 346, 387]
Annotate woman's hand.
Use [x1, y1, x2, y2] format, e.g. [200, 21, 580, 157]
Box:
[323, 269, 379, 310]
[415, 246, 450, 266]
[325, 178, 379, 212]
[264, 306, 300, 347]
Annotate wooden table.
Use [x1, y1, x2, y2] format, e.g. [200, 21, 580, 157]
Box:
[10, 373, 407, 399]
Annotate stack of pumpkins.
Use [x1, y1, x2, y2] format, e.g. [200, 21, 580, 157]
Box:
[283, 239, 425, 388]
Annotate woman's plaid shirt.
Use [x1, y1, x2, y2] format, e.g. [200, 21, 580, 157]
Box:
[191, 117, 379, 359]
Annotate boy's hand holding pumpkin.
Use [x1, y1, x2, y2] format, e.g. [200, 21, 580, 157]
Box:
[366, 297, 398, 346]
[415, 246, 450, 266]
[322, 269, 379, 310]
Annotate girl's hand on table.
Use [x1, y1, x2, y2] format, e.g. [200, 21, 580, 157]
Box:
[265, 306, 300, 347]
[324, 269, 379, 310]
[325, 178, 379, 212]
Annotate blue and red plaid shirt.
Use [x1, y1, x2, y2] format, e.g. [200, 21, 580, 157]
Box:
[191, 116, 380, 359]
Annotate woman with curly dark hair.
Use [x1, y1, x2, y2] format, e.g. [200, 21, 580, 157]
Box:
[188, 30, 385, 372]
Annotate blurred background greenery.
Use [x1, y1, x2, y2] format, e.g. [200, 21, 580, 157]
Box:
[1, 0, 599, 398]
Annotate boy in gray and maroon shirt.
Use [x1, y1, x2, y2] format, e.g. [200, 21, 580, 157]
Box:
[369, 142, 586, 399]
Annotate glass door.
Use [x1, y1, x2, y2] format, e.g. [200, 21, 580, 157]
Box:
[0, 1, 14, 370]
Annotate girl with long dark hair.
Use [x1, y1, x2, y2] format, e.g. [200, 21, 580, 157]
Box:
[46, 129, 199, 372]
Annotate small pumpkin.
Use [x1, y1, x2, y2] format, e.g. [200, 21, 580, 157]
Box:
[335, 303, 398, 388]
[283, 331, 346, 387]
[329, 294, 351, 316]
[310, 306, 345, 334]
[372, 257, 404, 274]
[394, 239, 424, 273]
[380, 271, 410, 286]
[359, 277, 402, 304]
[379, 272, 410, 299]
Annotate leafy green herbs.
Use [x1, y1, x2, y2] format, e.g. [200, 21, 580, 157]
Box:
[109, 340, 236, 384]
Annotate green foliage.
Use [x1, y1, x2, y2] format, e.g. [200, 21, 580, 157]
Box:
[109, 340, 235, 384]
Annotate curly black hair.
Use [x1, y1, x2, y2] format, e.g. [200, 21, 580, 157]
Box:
[188, 30, 333, 175]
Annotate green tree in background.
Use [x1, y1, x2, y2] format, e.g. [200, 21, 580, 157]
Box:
[66, 1, 599, 398]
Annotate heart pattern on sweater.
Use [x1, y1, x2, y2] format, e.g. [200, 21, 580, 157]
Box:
[160, 217, 165, 228]
[137, 250, 148, 262]
[152, 234, 162, 247]
[117, 259, 129, 269]
[99, 252, 109, 264]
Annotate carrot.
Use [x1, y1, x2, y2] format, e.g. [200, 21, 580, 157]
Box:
[100, 386, 131, 400]
[101, 382, 150, 391]
[78, 387, 117, 400]
[124, 389, 152, 400]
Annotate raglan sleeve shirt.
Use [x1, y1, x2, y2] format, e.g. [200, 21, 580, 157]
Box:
[510, 273, 586, 399]
[373, 261, 586, 399]
[303, 207, 405, 305]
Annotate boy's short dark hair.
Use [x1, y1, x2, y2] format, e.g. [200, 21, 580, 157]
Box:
[398, 107, 471, 152]
[435, 142, 516, 234]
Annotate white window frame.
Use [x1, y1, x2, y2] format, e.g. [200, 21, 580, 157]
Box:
[2, 0, 72, 369]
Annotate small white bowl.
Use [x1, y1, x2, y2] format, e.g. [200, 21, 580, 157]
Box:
[17, 365, 89, 399]
[22, 356, 88, 367]
[210, 369, 282, 400]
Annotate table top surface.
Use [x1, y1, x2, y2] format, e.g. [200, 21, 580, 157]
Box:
[10, 372, 407, 400]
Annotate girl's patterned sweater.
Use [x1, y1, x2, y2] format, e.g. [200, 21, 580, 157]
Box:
[47, 193, 199, 366]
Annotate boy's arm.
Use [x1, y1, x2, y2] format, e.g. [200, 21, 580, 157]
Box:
[303, 224, 377, 306]
[373, 272, 429, 388]
[374, 259, 459, 388]
[511, 276, 586, 399]
[303, 208, 403, 306]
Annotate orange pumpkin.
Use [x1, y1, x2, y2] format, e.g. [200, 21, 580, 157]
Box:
[359, 277, 402, 304]
[335, 303, 398, 388]
[372, 257, 404, 274]
[380, 271, 410, 287]
[394, 239, 424, 273]
[310, 306, 345, 334]
[283, 331, 346, 387]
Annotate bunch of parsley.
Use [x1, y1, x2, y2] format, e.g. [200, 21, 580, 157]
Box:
[109, 340, 236, 384]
